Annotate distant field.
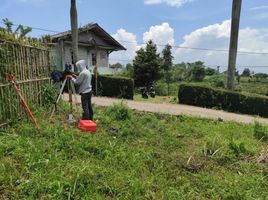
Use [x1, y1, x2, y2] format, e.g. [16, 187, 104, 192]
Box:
[0, 104, 267, 199]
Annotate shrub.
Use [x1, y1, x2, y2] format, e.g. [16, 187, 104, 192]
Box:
[178, 83, 268, 117]
[208, 76, 225, 88]
[189, 65, 206, 82]
[242, 68, 251, 77]
[106, 103, 132, 121]
[254, 73, 268, 79]
[41, 82, 58, 107]
[154, 81, 168, 96]
[205, 67, 216, 76]
[92, 75, 134, 99]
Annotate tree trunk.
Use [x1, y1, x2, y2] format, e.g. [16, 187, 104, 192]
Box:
[70, 0, 78, 71]
[227, 0, 242, 90]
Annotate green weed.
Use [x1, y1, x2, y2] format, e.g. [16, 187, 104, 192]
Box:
[105, 102, 133, 121]
[228, 141, 248, 157]
[254, 122, 268, 142]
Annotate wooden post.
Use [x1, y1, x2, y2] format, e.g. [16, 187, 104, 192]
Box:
[94, 40, 98, 96]
[60, 40, 65, 70]
[227, 0, 242, 90]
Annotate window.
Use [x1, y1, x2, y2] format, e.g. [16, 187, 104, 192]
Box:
[92, 53, 96, 66]
[70, 50, 74, 64]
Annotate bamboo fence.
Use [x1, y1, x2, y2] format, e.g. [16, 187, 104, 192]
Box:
[0, 39, 52, 126]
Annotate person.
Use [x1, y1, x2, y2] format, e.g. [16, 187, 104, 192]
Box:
[67, 60, 93, 120]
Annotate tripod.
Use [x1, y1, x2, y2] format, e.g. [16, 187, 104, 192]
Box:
[49, 78, 79, 122]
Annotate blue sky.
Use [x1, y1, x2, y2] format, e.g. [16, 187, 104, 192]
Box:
[1, 0, 268, 72]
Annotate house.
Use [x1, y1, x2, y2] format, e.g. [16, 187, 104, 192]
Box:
[50, 23, 126, 74]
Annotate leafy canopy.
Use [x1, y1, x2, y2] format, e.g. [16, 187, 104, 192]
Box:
[133, 40, 161, 87]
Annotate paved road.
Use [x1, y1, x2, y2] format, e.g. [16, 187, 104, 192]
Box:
[63, 94, 268, 124]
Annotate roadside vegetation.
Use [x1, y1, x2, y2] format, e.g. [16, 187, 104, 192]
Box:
[1, 103, 268, 199]
[114, 58, 268, 104]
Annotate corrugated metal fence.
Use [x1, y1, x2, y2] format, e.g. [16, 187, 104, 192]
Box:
[0, 40, 52, 126]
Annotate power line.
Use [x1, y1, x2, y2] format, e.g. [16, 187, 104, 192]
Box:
[110, 59, 268, 68]
[1, 21, 268, 55]
[0, 21, 60, 33]
[118, 40, 268, 55]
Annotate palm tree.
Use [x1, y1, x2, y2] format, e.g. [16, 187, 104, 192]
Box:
[14, 25, 32, 38]
[70, 0, 78, 70]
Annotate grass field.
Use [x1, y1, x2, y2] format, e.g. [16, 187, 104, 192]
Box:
[0, 103, 268, 199]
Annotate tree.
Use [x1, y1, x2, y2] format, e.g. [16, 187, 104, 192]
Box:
[241, 68, 250, 76]
[205, 67, 216, 76]
[227, 0, 242, 90]
[110, 62, 123, 74]
[185, 61, 206, 82]
[41, 35, 52, 43]
[14, 25, 32, 38]
[254, 73, 268, 79]
[161, 44, 173, 95]
[110, 62, 123, 69]
[133, 40, 161, 88]
[1, 18, 32, 38]
[2, 18, 13, 33]
[170, 63, 187, 82]
[126, 63, 134, 78]
[190, 65, 206, 82]
[70, 0, 78, 69]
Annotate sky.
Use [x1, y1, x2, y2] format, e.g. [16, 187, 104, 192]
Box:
[1, 0, 268, 73]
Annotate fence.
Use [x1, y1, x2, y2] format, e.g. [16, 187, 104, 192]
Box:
[0, 39, 52, 126]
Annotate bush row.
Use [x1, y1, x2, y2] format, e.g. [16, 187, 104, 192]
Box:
[178, 83, 268, 117]
[92, 75, 134, 100]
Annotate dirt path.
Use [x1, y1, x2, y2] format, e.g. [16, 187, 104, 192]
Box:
[63, 94, 268, 124]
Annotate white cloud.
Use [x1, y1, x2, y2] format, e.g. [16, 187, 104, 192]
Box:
[144, 0, 194, 7]
[109, 29, 139, 64]
[110, 23, 176, 64]
[143, 22, 175, 45]
[175, 20, 231, 65]
[110, 20, 268, 71]
[250, 5, 268, 11]
[143, 22, 175, 52]
[253, 12, 268, 20]
[175, 20, 268, 69]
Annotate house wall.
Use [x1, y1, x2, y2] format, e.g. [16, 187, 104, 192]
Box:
[51, 43, 109, 71]
[63, 44, 88, 64]
[88, 49, 108, 68]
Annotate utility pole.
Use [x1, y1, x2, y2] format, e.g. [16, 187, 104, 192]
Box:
[70, 0, 78, 71]
[227, 0, 242, 90]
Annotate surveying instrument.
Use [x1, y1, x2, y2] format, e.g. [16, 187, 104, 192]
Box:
[49, 76, 79, 124]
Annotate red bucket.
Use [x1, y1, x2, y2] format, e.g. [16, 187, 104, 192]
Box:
[78, 120, 97, 133]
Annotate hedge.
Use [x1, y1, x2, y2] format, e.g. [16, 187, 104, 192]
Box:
[178, 83, 268, 117]
[92, 75, 134, 100]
